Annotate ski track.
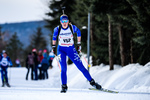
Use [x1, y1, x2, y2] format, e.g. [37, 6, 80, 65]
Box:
[0, 87, 150, 100]
[0, 60, 150, 100]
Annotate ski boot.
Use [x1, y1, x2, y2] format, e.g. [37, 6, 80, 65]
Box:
[6, 83, 11, 87]
[90, 79, 102, 90]
[60, 84, 68, 93]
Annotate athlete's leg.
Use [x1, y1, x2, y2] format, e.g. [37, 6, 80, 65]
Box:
[67, 46, 92, 81]
[58, 47, 67, 85]
[4, 68, 8, 83]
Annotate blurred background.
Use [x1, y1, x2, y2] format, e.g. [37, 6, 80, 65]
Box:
[0, 0, 150, 69]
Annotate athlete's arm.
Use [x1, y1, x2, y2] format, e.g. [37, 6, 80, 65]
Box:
[7, 57, 13, 67]
[72, 25, 82, 53]
[72, 25, 81, 43]
[52, 26, 59, 45]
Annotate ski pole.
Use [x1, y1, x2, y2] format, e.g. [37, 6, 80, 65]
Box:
[83, 56, 91, 67]
[79, 52, 91, 67]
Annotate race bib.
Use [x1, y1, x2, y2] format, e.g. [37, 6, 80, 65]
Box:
[1, 58, 9, 66]
[59, 28, 74, 46]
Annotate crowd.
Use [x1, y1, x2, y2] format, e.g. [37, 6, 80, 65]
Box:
[26, 48, 55, 81]
[0, 49, 55, 87]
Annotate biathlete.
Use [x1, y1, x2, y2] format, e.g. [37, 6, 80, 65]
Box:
[52, 14, 102, 93]
[0, 50, 12, 87]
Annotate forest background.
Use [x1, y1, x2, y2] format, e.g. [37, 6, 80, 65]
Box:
[0, 0, 150, 70]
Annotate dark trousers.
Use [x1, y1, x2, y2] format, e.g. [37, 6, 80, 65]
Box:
[41, 70, 48, 79]
[41, 64, 49, 79]
[34, 65, 38, 80]
[26, 65, 34, 80]
[38, 67, 42, 79]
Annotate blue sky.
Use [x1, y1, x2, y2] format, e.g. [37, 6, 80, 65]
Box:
[0, 0, 49, 24]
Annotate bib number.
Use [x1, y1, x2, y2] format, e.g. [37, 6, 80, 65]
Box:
[63, 38, 71, 43]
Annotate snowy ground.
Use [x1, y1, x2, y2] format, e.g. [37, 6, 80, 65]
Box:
[0, 56, 150, 100]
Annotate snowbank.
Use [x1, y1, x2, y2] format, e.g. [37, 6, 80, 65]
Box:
[51, 56, 150, 93]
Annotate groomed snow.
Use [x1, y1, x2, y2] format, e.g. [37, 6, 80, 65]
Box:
[0, 56, 150, 100]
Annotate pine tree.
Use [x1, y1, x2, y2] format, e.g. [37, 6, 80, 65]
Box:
[45, 0, 76, 31]
[28, 27, 47, 51]
[126, 0, 150, 65]
[6, 32, 23, 66]
[0, 26, 7, 51]
[92, 0, 134, 67]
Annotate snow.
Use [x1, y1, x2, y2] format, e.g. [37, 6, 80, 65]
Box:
[0, 56, 150, 100]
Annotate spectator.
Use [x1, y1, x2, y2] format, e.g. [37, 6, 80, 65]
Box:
[38, 49, 43, 80]
[32, 48, 38, 80]
[15, 59, 20, 67]
[25, 52, 34, 80]
[41, 53, 49, 79]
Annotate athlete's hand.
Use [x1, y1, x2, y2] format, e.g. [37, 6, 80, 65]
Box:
[52, 45, 56, 55]
[77, 42, 81, 54]
[9, 63, 13, 67]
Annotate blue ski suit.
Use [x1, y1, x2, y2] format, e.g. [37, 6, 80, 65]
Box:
[53, 24, 92, 85]
[0, 56, 13, 83]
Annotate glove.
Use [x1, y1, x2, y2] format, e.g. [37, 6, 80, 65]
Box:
[9, 63, 13, 67]
[52, 45, 56, 55]
[77, 42, 81, 54]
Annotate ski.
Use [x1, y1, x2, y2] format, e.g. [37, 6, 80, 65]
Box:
[89, 88, 119, 93]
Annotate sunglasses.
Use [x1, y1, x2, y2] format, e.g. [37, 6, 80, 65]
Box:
[61, 20, 68, 23]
